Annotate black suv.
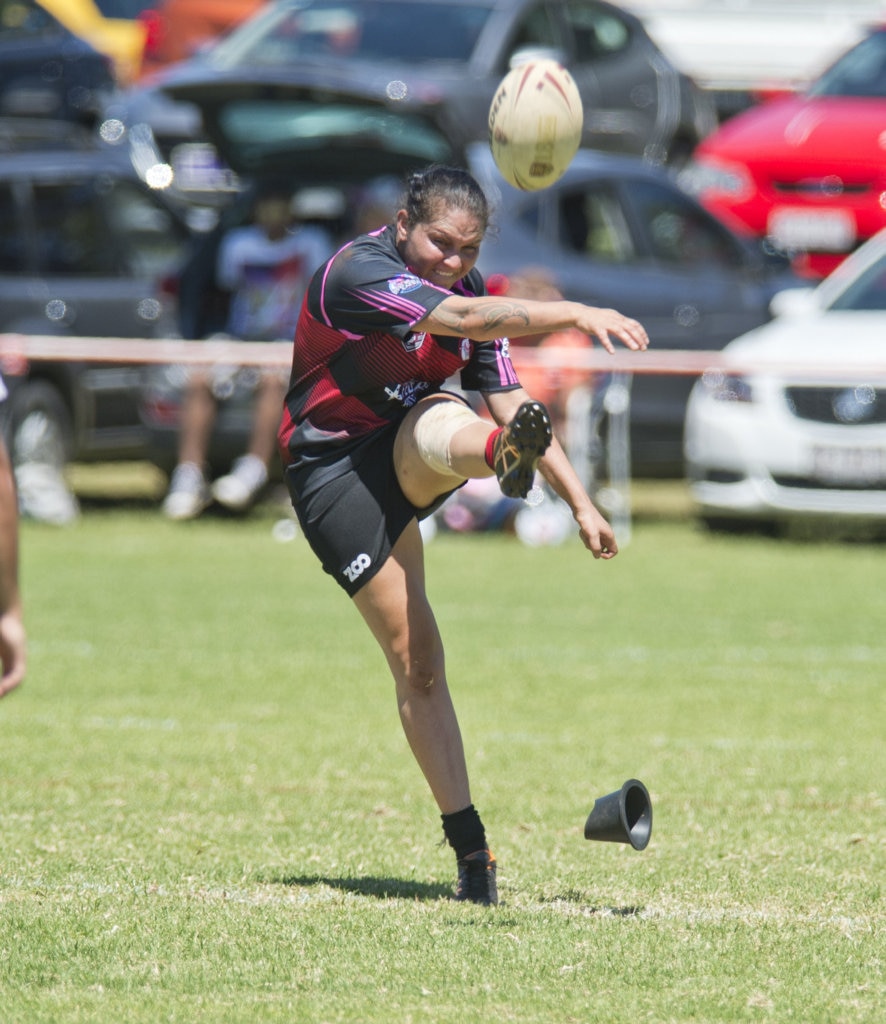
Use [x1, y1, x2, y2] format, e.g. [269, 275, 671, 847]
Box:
[0, 119, 195, 516]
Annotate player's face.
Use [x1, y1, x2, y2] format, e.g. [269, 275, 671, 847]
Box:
[396, 204, 484, 287]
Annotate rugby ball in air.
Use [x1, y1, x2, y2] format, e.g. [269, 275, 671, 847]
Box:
[488, 58, 583, 191]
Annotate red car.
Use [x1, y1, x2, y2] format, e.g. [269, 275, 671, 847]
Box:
[681, 26, 886, 279]
[138, 0, 267, 76]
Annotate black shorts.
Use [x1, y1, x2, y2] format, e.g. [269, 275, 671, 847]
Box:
[285, 425, 461, 598]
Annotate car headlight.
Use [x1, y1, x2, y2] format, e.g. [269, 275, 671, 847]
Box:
[678, 158, 753, 202]
[700, 369, 754, 403]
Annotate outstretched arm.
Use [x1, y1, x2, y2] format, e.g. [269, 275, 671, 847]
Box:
[417, 295, 649, 353]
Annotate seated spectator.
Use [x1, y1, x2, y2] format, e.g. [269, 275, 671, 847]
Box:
[163, 183, 334, 520]
[433, 268, 597, 541]
[488, 267, 595, 441]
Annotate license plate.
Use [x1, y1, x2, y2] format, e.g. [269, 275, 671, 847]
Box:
[767, 208, 856, 252]
[811, 445, 886, 485]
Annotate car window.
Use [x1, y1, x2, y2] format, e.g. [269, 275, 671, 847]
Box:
[501, 2, 563, 69]
[628, 179, 743, 269]
[564, 0, 631, 62]
[810, 30, 886, 99]
[214, 0, 492, 66]
[215, 100, 457, 170]
[31, 179, 119, 276]
[557, 185, 636, 263]
[0, 0, 63, 38]
[828, 256, 886, 310]
[103, 181, 188, 278]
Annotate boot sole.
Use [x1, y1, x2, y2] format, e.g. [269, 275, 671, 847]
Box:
[495, 401, 552, 499]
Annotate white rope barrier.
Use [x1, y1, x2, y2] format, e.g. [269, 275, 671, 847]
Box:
[0, 334, 293, 369]
[2, 334, 883, 378]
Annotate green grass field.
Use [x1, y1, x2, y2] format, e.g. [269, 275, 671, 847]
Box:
[2, 476, 883, 1022]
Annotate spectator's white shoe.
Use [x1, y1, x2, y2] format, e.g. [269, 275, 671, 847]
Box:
[212, 455, 268, 512]
[162, 462, 210, 520]
[15, 462, 80, 526]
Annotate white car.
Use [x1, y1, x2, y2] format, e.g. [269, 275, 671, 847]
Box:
[626, 0, 885, 118]
[684, 228, 886, 528]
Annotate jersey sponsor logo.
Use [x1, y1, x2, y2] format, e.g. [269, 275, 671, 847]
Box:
[384, 379, 429, 407]
[388, 273, 422, 295]
[343, 552, 371, 583]
[403, 331, 426, 352]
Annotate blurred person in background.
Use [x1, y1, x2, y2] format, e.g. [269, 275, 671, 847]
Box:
[163, 182, 334, 519]
[351, 175, 403, 237]
[438, 267, 595, 538]
[489, 267, 595, 444]
[0, 373, 26, 698]
[496, 269, 600, 546]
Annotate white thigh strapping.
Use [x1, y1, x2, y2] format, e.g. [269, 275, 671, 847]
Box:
[412, 399, 481, 477]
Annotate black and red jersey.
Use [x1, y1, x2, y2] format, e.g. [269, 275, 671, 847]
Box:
[278, 225, 520, 479]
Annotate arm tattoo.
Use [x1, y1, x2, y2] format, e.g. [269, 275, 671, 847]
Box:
[434, 299, 532, 333]
[481, 301, 531, 330]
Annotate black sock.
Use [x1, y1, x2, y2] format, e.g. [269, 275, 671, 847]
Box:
[441, 804, 487, 861]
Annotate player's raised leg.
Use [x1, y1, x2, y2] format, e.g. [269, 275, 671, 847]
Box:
[394, 394, 552, 507]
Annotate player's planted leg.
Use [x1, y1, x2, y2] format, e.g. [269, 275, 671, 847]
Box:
[454, 848, 498, 906]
